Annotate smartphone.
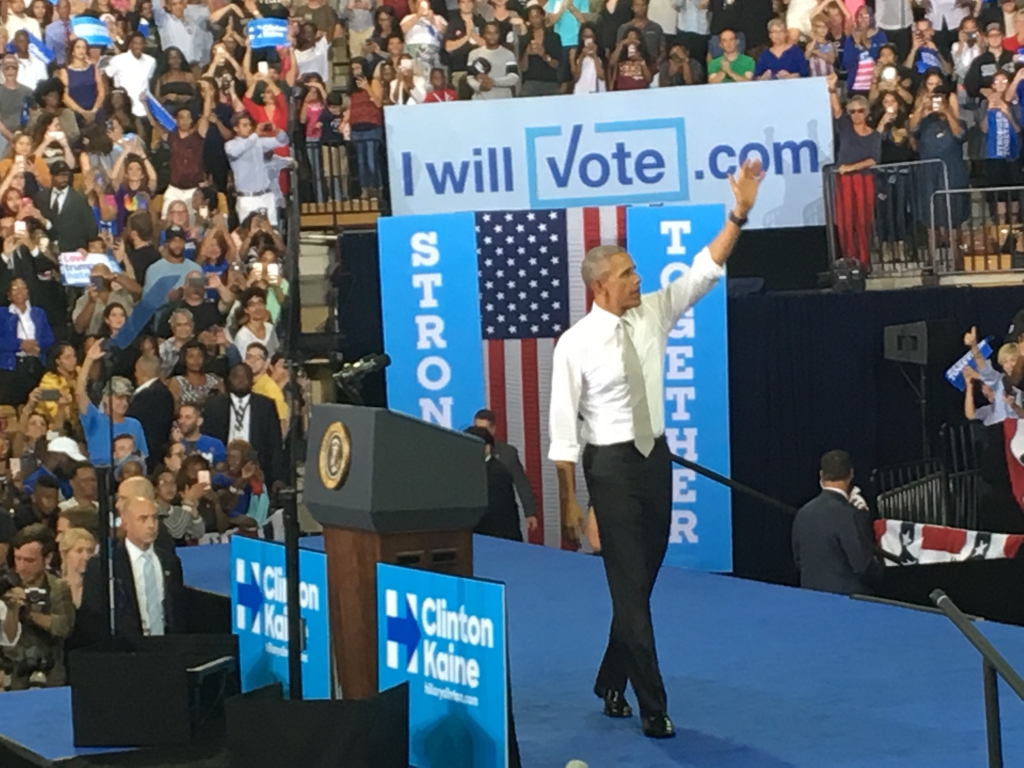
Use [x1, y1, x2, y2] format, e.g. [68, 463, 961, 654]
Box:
[199, 205, 210, 219]
[266, 262, 280, 281]
[91, 275, 106, 290]
[9, 458, 20, 477]
[39, 389, 61, 401]
[14, 220, 26, 234]
[882, 66, 896, 82]
[187, 274, 205, 289]
[257, 61, 269, 75]
[197, 469, 211, 486]
[931, 96, 943, 110]
[38, 235, 48, 250]
[251, 262, 264, 278]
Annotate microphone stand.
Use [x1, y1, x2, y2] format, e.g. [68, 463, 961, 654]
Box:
[281, 86, 304, 701]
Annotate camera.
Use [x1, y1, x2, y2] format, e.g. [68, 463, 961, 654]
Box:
[0, 569, 21, 598]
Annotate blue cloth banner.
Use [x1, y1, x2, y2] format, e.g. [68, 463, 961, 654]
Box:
[230, 536, 332, 699]
[145, 93, 176, 131]
[378, 212, 485, 430]
[246, 18, 290, 49]
[137, 18, 149, 37]
[6, 32, 54, 64]
[385, 78, 833, 229]
[71, 16, 112, 47]
[378, 563, 508, 768]
[945, 337, 994, 392]
[627, 204, 732, 572]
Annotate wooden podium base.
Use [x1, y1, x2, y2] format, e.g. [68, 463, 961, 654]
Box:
[322, 526, 473, 699]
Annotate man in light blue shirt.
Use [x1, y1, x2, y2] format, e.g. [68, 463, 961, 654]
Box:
[225, 114, 289, 227]
[142, 227, 195, 296]
[44, 0, 72, 66]
[76, 346, 150, 466]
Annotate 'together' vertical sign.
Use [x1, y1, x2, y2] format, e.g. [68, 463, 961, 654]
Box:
[379, 213, 484, 431]
[627, 206, 733, 573]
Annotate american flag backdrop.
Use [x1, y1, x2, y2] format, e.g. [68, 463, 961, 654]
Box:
[477, 207, 626, 548]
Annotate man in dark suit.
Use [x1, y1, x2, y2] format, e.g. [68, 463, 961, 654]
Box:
[77, 496, 186, 646]
[465, 426, 524, 541]
[202, 363, 284, 489]
[126, 355, 176, 472]
[472, 408, 538, 536]
[35, 161, 98, 254]
[792, 450, 884, 596]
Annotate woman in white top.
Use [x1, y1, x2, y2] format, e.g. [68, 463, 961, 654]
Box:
[294, 22, 331, 83]
[786, 0, 819, 40]
[227, 287, 279, 359]
[400, 0, 448, 75]
[570, 23, 607, 94]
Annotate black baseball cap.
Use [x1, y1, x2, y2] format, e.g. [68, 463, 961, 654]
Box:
[164, 225, 187, 242]
[50, 160, 71, 175]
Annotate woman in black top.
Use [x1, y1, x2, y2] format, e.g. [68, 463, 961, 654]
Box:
[594, 0, 632, 53]
[518, 5, 563, 96]
[872, 91, 915, 262]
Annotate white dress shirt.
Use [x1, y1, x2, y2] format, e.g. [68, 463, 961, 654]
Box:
[548, 246, 723, 463]
[104, 52, 158, 117]
[228, 393, 252, 444]
[50, 187, 66, 214]
[16, 53, 47, 90]
[11, 301, 34, 357]
[126, 538, 165, 636]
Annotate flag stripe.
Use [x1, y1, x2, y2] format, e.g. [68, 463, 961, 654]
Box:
[566, 207, 588, 323]
[520, 338, 544, 544]
[487, 339, 508, 442]
[504, 341, 525, 479]
[536, 337, 559, 547]
[583, 207, 603, 312]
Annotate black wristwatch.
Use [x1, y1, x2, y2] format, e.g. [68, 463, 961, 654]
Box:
[729, 210, 748, 228]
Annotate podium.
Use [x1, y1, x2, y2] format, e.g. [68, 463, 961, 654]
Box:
[305, 404, 487, 699]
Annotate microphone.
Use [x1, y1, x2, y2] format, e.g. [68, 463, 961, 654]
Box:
[333, 353, 392, 383]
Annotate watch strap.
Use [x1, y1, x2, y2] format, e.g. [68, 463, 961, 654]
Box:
[729, 210, 748, 228]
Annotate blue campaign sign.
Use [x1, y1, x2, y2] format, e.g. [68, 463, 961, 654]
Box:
[6, 32, 54, 64]
[247, 18, 290, 49]
[627, 205, 732, 573]
[230, 536, 332, 699]
[386, 79, 833, 228]
[945, 337, 994, 392]
[144, 93, 176, 131]
[71, 16, 112, 47]
[377, 564, 508, 768]
[378, 212, 484, 430]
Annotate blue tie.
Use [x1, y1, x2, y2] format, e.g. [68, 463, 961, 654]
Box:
[141, 552, 165, 636]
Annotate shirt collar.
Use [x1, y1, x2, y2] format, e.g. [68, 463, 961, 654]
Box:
[10, 301, 31, 318]
[230, 393, 251, 407]
[821, 485, 849, 501]
[135, 377, 157, 394]
[125, 537, 153, 562]
[587, 302, 624, 334]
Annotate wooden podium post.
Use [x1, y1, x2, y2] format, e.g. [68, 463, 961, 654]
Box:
[305, 405, 486, 700]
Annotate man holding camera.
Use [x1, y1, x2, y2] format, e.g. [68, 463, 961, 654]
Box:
[1, 524, 75, 689]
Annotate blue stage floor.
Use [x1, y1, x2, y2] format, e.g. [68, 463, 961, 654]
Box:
[3, 537, 1024, 766]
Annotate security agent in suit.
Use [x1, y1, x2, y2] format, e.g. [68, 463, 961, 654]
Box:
[792, 450, 884, 596]
[126, 356, 176, 473]
[34, 160, 99, 254]
[473, 408, 538, 536]
[201, 363, 284, 489]
[465, 426, 524, 541]
[76, 496, 187, 647]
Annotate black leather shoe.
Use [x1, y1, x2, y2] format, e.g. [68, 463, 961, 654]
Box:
[598, 689, 633, 718]
[641, 714, 676, 739]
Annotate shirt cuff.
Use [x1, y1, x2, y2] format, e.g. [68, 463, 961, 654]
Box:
[548, 440, 581, 464]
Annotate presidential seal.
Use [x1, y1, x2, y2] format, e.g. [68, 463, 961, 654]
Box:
[319, 421, 352, 490]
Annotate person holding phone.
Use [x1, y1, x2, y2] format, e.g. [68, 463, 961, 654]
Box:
[570, 23, 608, 94]
[609, 27, 652, 89]
[72, 263, 136, 336]
[518, 5, 562, 98]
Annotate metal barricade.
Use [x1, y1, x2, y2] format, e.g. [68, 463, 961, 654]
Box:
[931, 184, 1024, 274]
[823, 159, 950, 274]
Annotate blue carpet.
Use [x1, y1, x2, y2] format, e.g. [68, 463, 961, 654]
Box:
[4, 537, 1024, 766]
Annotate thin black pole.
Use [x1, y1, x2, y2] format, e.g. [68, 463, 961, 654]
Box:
[282, 97, 304, 699]
[984, 660, 1004, 768]
[669, 453, 798, 515]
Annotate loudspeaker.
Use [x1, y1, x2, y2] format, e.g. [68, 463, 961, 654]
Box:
[226, 683, 409, 768]
[883, 320, 957, 366]
[69, 634, 239, 748]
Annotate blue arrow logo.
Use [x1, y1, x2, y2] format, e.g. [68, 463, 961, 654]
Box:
[238, 580, 264, 614]
[387, 595, 421, 658]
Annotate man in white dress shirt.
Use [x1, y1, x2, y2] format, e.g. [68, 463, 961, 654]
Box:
[548, 158, 764, 738]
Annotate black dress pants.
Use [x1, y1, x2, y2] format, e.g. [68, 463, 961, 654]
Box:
[582, 436, 672, 717]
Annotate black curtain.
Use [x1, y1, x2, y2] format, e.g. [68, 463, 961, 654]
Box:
[729, 285, 1024, 585]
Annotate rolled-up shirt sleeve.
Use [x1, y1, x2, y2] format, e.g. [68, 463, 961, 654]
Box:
[0, 601, 21, 647]
[548, 337, 583, 463]
[644, 246, 724, 333]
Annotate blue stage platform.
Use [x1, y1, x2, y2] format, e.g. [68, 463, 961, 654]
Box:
[3, 536, 1024, 767]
